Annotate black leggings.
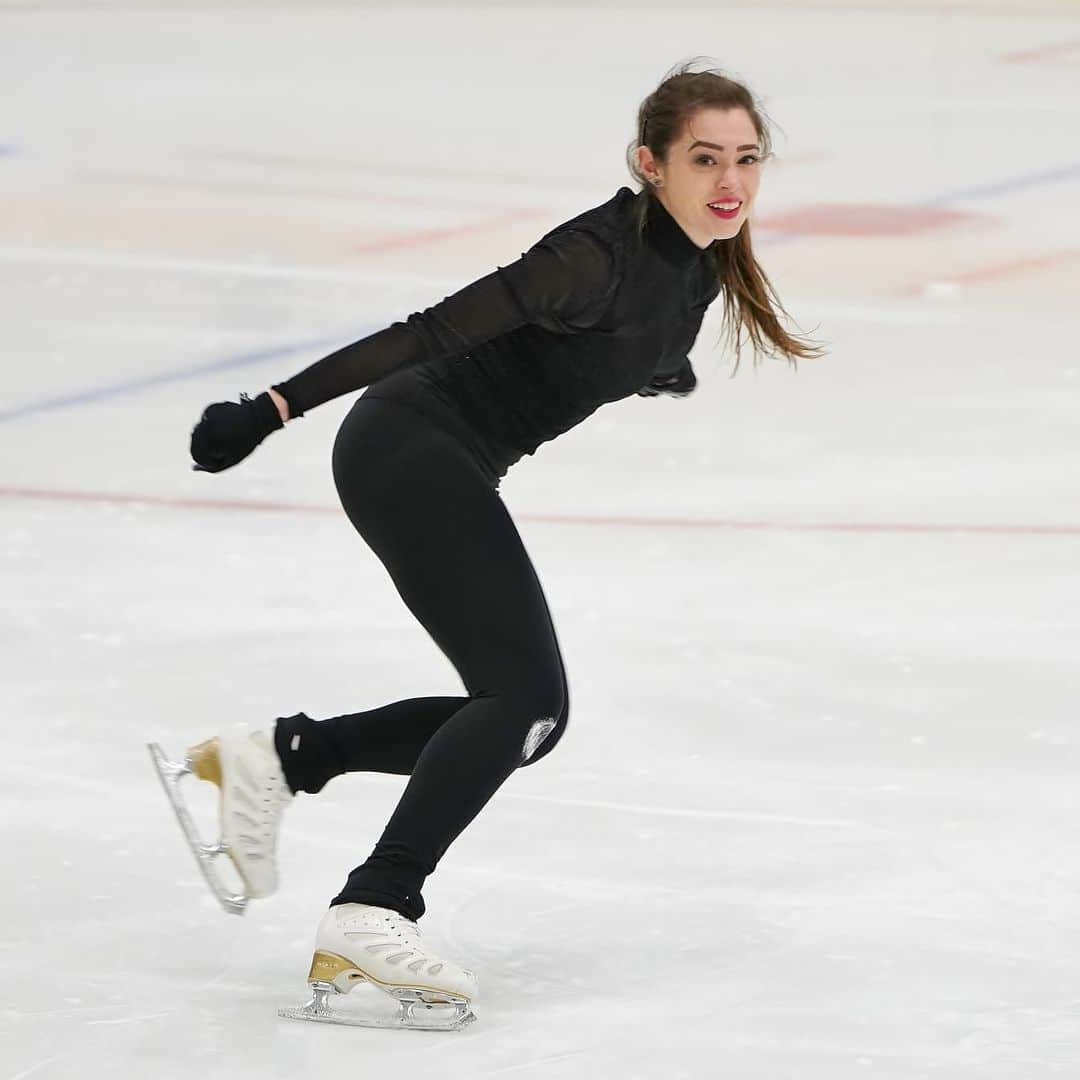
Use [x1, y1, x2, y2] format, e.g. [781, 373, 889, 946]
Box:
[273, 397, 568, 921]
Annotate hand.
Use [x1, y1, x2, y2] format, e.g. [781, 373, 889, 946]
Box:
[189, 391, 284, 473]
[637, 361, 697, 398]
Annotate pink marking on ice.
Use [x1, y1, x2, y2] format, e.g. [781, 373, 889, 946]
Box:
[352, 208, 550, 255]
[758, 203, 988, 238]
[1000, 40, 1080, 65]
[901, 249, 1080, 295]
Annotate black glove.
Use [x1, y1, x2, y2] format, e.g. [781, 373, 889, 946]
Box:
[637, 360, 697, 398]
[189, 391, 284, 473]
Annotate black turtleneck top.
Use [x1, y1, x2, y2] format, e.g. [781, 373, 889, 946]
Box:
[276, 187, 721, 482]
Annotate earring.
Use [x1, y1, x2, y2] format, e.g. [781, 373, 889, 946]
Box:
[652, 178, 664, 187]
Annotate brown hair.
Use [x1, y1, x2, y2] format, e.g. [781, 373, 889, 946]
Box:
[627, 59, 823, 367]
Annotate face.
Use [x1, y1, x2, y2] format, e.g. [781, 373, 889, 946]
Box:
[637, 106, 765, 248]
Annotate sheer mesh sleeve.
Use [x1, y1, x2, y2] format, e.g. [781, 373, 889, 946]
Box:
[274, 229, 615, 416]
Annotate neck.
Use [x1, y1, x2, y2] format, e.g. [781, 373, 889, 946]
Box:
[643, 190, 712, 266]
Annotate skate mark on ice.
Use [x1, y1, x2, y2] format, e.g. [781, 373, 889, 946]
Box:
[85, 1011, 175, 1026]
[8, 1055, 73, 1080]
[481, 1050, 590, 1075]
[502, 790, 866, 830]
[0, 758, 872, 857]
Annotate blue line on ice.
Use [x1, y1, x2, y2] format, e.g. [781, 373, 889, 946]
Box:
[0, 332, 367, 423]
[6, 158, 1077, 420]
[931, 161, 1080, 205]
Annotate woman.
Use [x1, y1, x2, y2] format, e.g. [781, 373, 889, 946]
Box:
[168, 61, 820, 1029]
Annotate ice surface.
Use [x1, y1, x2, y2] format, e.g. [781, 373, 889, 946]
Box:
[2, 3, 1079, 1077]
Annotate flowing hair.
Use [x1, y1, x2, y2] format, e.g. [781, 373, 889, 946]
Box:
[627, 60, 824, 367]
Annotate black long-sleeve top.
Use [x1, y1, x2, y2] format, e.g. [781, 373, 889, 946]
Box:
[276, 186, 721, 483]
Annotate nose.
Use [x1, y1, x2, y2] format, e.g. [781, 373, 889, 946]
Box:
[714, 161, 740, 192]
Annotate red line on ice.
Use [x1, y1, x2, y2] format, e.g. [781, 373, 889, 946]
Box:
[352, 208, 549, 255]
[1000, 40, 1080, 65]
[1, 485, 1078, 537]
[900, 248, 1080, 295]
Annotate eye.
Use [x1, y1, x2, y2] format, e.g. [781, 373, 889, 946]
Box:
[694, 154, 716, 166]
[738, 154, 761, 166]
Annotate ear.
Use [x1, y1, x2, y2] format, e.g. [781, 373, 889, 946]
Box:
[636, 144, 660, 185]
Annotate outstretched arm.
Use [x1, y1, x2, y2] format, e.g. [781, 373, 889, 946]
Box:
[270, 229, 616, 419]
[189, 229, 615, 472]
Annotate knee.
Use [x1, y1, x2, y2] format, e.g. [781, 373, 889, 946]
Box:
[502, 668, 565, 729]
[510, 673, 569, 767]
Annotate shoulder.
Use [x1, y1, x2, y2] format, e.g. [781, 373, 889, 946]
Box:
[551, 186, 638, 231]
[530, 188, 640, 285]
[529, 228, 615, 283]
[536, 188, 639, 255]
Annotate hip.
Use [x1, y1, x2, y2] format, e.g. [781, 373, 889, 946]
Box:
[360, 367, 518, 487]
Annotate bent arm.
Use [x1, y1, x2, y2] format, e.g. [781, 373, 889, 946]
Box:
[640, 279, 719, 396]
[270, 229, 615, 419]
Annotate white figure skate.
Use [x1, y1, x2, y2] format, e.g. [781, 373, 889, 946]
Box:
[279, 903, 479, 1031]
[148, 725, 292, 915]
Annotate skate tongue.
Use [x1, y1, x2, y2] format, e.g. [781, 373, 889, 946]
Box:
[356, 903, 416, 923]
[335, 903, 420, 935]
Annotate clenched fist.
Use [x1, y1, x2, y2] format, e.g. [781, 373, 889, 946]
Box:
[189, 391, 284, 473]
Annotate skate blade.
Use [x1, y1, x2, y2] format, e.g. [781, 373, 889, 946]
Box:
[147, 741, 248, 916]
[278, 982, 476, 1032]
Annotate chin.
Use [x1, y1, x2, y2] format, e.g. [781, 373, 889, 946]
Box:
[711, 221, 745, 242]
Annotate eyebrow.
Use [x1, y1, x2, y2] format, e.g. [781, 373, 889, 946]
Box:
[687, 140, 761, 152]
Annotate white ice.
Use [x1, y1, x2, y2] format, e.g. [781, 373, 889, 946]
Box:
[2, 2, 1079, 1077]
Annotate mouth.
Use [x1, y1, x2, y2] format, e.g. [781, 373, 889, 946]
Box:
[707, 200, 742, 221]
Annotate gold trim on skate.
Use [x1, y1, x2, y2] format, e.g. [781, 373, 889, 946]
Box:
[308, 950, 469, 1004]
[187, 737, 223, 787]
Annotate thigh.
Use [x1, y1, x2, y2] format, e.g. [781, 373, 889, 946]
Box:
[332, 399, 564, 702]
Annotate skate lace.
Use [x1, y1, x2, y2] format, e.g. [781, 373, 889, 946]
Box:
[339, 908, 475, 983]
[344, 910, 430, 964]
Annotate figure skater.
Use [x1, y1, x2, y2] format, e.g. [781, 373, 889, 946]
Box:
[151, 60, 820, 1030]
